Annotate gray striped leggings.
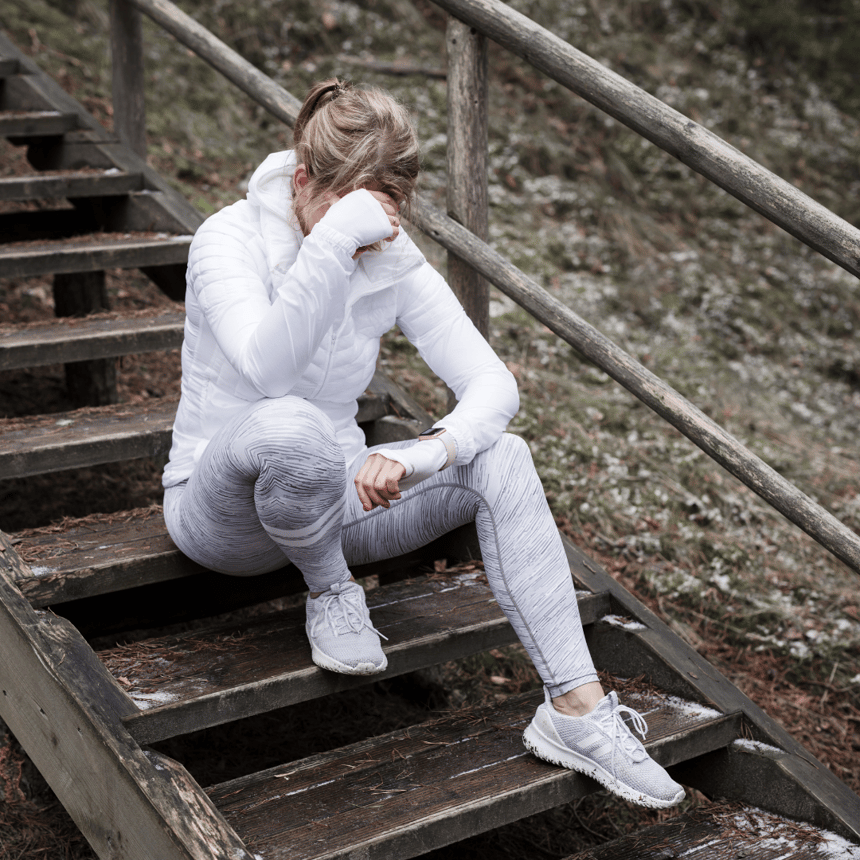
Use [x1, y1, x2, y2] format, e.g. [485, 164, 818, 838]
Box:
[163, 396, 598, 696]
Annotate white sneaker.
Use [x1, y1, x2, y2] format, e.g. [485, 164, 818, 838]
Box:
[523, 690, 685, 808]
[305, 580, 388, 675]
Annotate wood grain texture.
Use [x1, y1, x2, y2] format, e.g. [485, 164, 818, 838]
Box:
[116, 576, 609, 743]
[446, 17, 489, 338]
[0, 392, 389, 479]
[207, 687, 737, 860]
[0, 110, 77, 137]
[0, 170, 143, 201]
[0, 311, 184, 370]
[565, 536, 860, 842]
[562, 805, 845, 859]
[0, 32, 203, 236]
[0, 531, 254, 860]
[109, 0, 147, 157]
[0, 233, 192, 279]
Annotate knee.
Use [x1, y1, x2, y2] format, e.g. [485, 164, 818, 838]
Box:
[485, 432, 534, 468]
[236, 397, 344, 472]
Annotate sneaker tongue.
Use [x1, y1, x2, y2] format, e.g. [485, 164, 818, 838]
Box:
[598, 691, 619, 715]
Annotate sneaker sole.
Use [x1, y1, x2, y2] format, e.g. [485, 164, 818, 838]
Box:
[522, 718, 685, 809]
[309, 641, 388, 676]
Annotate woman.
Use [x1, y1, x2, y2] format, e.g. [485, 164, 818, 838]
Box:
[162, 78, 684, 810]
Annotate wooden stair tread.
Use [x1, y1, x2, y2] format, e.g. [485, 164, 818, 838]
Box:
[561, 804, 858, 859]
[0, 169, 144, 201]
[10, 507, 199, 606]
[0, 392, 389, 480]
[107, 575, 610, 744]
[0, 109, 77, 137]
[0, 232, 192, 279]
[205, 688, 739, 860]
[0, 397, 179, 479]
[0, 310, 184, 371]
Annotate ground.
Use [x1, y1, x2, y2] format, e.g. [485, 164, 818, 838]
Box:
[1, 0, 859, 856]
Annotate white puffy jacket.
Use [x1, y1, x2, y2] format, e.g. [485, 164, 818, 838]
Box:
[162, 151, 519, 488]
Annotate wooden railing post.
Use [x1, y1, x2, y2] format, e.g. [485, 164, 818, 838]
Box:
[446, 17, 489, 338]
[109, 0, 147, 158]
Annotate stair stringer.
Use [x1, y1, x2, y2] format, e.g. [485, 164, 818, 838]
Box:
[0, 530, 254, 860]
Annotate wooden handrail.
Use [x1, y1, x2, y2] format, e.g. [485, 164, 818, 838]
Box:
[411, 201, 860, 573]
[124, 0, 301, 127]
[112, 0, 860, 573]
[432, 0, 860, 283]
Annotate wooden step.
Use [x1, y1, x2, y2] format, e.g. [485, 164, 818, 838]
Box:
[205, 686, 739, 860]
[10, 507, 473, 617]
[0, 169, 144, 202]
[0, 109, 77, 137]
[560, 802, 860, 858]
[0, 310, 184, 371]
[0, 232, 192, 279]
[0, 58, 19, 77]
[104, 574, 611, 744]
[0, 392, 390, 480]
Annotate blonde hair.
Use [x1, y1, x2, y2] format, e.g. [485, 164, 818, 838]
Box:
[293, 79, 420, 220]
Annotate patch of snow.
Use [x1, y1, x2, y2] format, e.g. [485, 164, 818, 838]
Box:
[732, 738, 784, 757]
[28, 566, 52, 577]
[661, 695, 723, 720]
[131, 690, 180, 710]
[601, 614, 646, 631]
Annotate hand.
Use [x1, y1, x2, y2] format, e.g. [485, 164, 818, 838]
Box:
[354, 452, 407, 511]
[354, 190, 401, 257]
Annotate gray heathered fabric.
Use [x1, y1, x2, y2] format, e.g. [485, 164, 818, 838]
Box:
[163, 396, 598, 696]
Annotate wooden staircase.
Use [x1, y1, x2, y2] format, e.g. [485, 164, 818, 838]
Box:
[1, 33, 859, 860]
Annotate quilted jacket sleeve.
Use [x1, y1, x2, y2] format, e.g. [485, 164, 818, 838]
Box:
[396, 262, 519, 465]
[186, 190, 392, 398]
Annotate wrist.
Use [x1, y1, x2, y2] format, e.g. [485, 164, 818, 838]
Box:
[417, 427, 456, 470]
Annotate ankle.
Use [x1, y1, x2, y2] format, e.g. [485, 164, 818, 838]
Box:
[309, 576, 357, 599]
[551, 680, 605, 718]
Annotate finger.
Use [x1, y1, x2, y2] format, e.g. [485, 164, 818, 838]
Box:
[354, 458, 381, 510]
[356, 455, 394, 510]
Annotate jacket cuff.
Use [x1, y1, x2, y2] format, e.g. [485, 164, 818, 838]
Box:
[434, 415, 475, 467]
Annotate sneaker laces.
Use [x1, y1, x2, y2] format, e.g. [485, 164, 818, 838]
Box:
[604, 703, 649, 777]
[312, 582, 389, 640]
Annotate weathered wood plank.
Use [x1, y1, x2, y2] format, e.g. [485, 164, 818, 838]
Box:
[0, 392, 389, 479]
[446, 17, 489, 339]
[126, 0, 301, 127]
[411, 200, 860, 576]
[0, 530, 255, 860]
[12, 507, 464, 613]
[53, 270, 119, 407]
[0, 109, 77, 137]
[0, 33, 204, 236]
[0, 58, 19, 77]
[115, 576, 610, 744]
[431, 0, 860, 282]
[0, 170, 143, 201]
[0, 397, 178, 479]
[561, 803, 858, 859]
[565, 536, 860, 842]
[0, 233, 192, 279]
[109, 0, 147, 158]
[207, 687, 737, 860]
[0, 311, 184, 371]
